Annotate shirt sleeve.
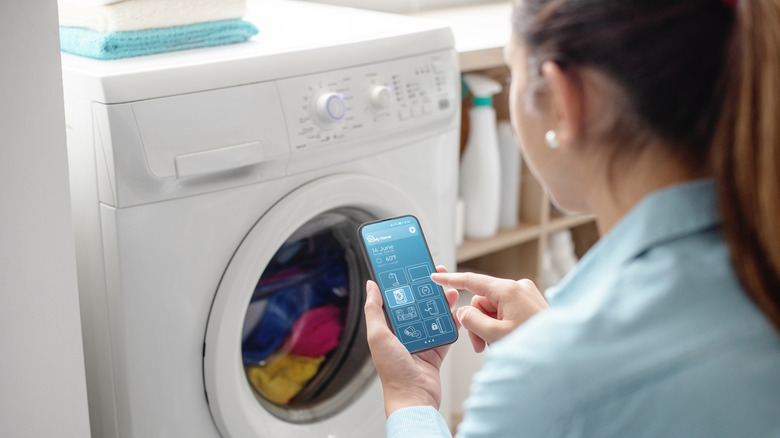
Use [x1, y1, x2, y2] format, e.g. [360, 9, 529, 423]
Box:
[386, 406, 453, 438]
[453, 317, 573, 438]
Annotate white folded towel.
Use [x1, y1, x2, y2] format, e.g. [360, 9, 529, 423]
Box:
[58, 0, 247, 32]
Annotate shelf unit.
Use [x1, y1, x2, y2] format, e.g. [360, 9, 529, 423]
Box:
[456, 162, 599, 284]
[446, 65, 600, 432]
[454, 65, 599, 285]
[410, 4, 601, 430]
[413, 3, 600, 285]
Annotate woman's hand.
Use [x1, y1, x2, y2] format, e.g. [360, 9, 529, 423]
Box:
[431, 272, 548, 353]
[364, 266, 459, 417]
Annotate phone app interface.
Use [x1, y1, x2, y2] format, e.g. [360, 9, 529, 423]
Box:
[361, 216, 456, 352]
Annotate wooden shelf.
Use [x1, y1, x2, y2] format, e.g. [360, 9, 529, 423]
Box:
[548, 214, 597, 232]
[456, 222, 540, 263]
[456, 213, 595, 264]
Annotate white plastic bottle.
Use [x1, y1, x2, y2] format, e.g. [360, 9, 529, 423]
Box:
[548, 229, 579, 276]
[541, 248, 562, 290]
[497, 120, 521, 229]
[460, 74, 502, 239]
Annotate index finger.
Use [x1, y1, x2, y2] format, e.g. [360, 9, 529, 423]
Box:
[430, 272, 509, 298]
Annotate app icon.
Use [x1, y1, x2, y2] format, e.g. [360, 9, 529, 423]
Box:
[384, 285, 414, 308]
[379, 268, 408, 289]
[407, 263, 432, 283]
[395, 306, 418, 322]
[404, 326, 422, 338]
[423, 316, 453, 337]
[419, 299, 441, 316]
[398, 321, 427, 343]
[417, 283, 434, 297]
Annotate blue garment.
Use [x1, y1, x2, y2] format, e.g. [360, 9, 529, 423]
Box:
[242, 231, 351, 365]
[388, 179, 780, 437]
[241, 259, 348, 365]
[59, 19, 258, 60]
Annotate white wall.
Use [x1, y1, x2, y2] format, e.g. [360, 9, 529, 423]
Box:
[0, 2, 91, 437]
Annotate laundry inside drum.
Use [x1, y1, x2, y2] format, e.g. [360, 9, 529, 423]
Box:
[240, 208, 376, 423]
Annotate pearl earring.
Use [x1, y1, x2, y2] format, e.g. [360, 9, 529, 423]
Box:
[545, 130, 560, 149]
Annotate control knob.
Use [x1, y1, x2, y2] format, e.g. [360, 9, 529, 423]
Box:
[369, 85, 392, 109]
[314, 92, 346, 123]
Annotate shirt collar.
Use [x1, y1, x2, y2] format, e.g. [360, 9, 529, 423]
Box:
[546, 178, 721, 301]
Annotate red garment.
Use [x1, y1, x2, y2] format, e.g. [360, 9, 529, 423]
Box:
[282, 304, 344, 357]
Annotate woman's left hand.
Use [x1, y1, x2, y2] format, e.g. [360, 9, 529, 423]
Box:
[364, 266, 459, 417]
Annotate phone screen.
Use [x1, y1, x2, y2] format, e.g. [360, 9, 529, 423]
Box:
[358, 215, 458, 353]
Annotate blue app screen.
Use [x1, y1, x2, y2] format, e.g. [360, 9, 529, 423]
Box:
[360, 215, 457, 353]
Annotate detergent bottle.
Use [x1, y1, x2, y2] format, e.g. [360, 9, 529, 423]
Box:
[460, 74, 502, 239]
[498, 120, 521, 229]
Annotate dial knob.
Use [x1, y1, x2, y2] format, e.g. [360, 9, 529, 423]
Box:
[369, 85, 392, 109]
[315, 92, 346, 123]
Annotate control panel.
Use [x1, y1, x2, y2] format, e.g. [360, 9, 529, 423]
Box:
[276, 50, 458, 152]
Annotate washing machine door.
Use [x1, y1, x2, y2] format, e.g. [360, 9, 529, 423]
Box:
[204, 174, 425, 437]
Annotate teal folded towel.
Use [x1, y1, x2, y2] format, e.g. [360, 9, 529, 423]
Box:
[60, 19, 258, 60]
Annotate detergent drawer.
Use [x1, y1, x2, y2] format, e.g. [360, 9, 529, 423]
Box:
[92, 82, 292, 207]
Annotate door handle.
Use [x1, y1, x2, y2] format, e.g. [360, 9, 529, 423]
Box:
[174, 142, 264, 178]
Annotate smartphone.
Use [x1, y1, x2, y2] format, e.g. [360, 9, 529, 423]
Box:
[358, 215, 458, 354]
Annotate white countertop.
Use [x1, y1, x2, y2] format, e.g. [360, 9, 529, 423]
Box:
[409, 1, 512, 72]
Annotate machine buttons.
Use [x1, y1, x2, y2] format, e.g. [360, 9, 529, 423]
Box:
[315, 92, 346, 123]
[278, 51, 457, 150]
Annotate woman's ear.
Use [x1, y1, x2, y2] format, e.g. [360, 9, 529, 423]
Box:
[541, 61, 585, 150]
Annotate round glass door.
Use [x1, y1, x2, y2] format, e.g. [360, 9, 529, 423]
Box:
[240, 208, 374, 422]
[203, 174, 424, 437]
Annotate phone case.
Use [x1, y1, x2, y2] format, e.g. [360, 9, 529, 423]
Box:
[358, 214, 458, 354]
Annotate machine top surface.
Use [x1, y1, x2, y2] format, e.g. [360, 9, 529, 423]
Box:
[60, 0, 454, 103]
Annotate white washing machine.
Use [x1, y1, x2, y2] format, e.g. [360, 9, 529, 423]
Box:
[62, 1, 460, 437]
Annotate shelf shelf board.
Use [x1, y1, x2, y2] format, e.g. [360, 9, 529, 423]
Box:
[456, 222, 540, 263]
[548, 214, 596, 232]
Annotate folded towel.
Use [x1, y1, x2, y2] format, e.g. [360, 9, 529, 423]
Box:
[59, 19, 259, 60]
[58, 0, 246, 32]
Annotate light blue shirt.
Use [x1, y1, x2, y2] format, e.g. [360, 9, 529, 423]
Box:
[387, 179, 780, 437]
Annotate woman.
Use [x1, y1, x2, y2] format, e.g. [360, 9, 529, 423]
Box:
[364, 0, 780, 436]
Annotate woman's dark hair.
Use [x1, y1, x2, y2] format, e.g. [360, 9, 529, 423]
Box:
[512, 0, 780, 330]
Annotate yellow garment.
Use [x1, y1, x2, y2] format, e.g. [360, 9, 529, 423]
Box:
[246, 354, 325, 405]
